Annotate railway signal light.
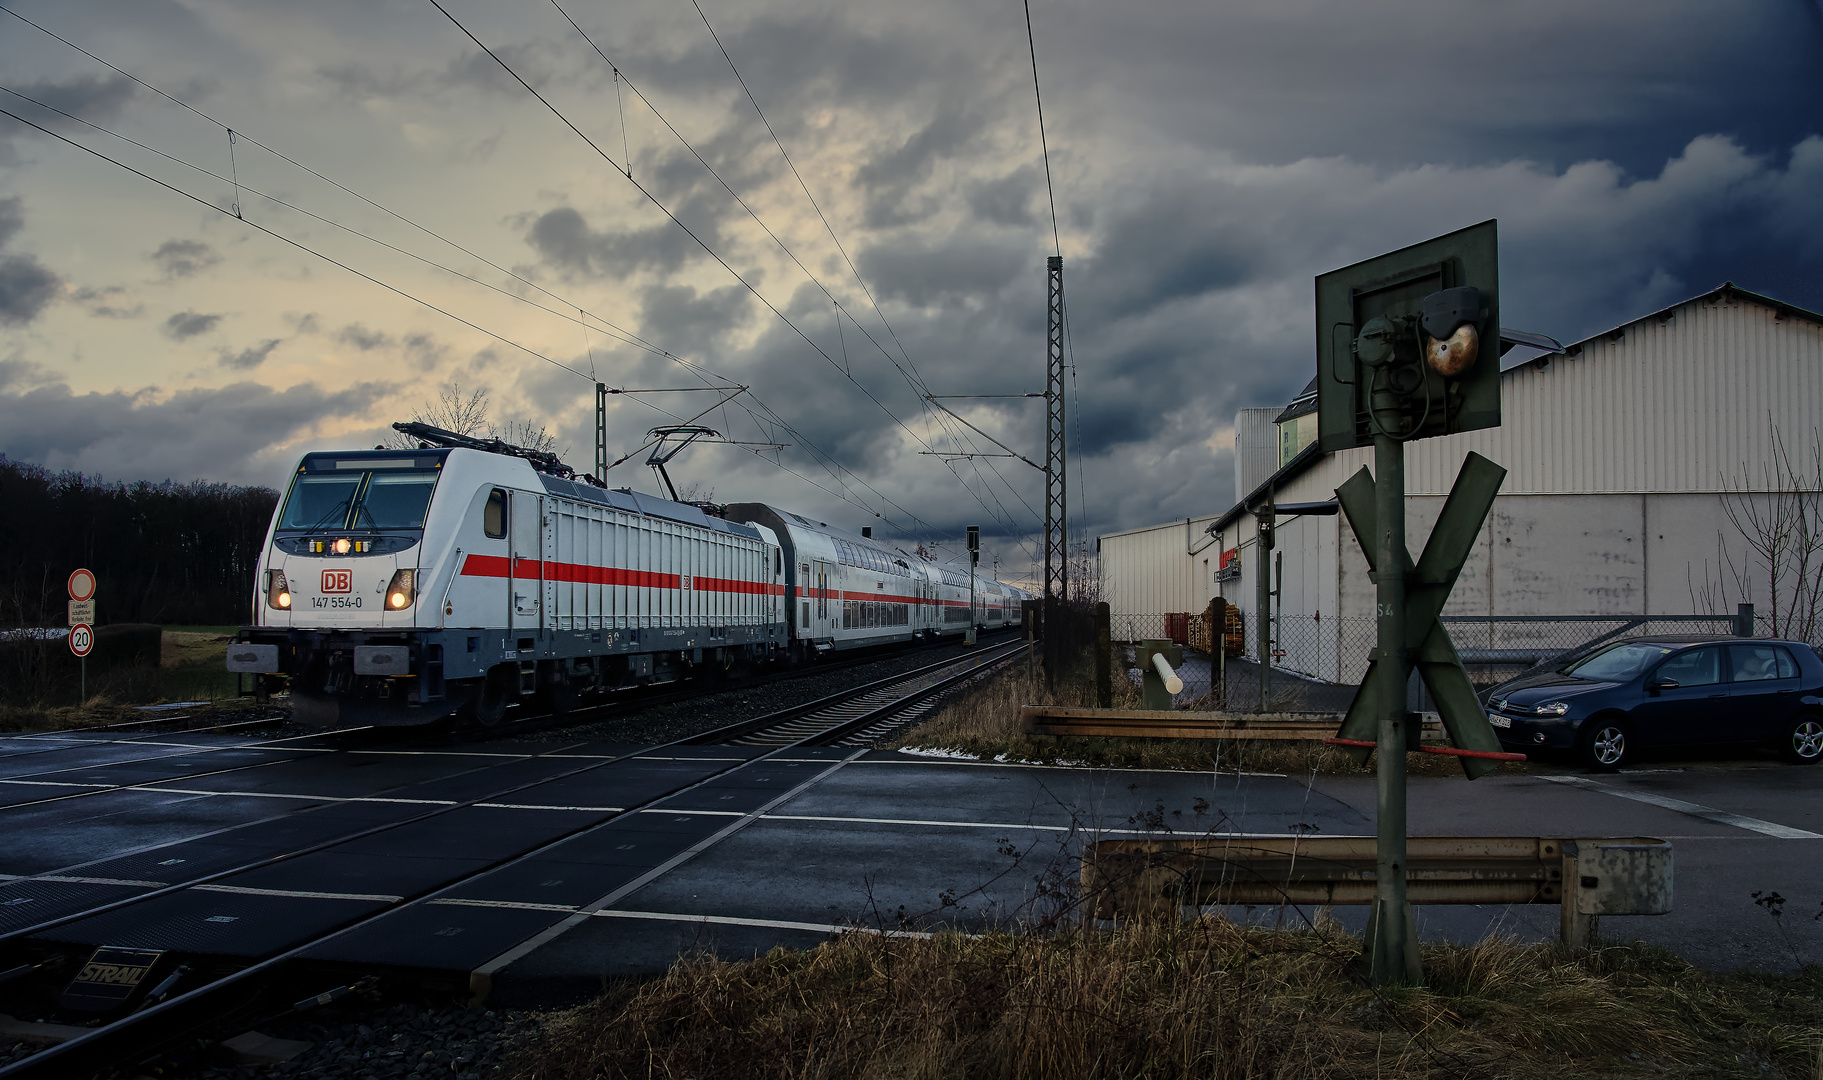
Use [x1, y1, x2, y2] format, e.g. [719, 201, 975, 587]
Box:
[1316, 220, 1500, 450]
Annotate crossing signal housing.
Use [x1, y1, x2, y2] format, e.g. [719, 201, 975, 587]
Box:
[1315, 220, 1501, 450]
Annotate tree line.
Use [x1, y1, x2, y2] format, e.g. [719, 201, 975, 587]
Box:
[0, 456, 277, 628]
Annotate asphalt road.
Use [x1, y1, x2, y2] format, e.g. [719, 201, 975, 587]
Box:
[0, 726, 1815, 1009]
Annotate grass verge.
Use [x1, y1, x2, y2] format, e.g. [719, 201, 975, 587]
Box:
[890, 656, 1504, 776]
[0, 628, 245, 732]
[507, 918, 1823, 1079]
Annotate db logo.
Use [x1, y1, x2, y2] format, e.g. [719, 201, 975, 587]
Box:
[321, 569, 353, 594]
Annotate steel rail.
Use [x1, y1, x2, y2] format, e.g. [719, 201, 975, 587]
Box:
[449, 627, 1022, 745]
[0, 637, 1033, 1079]
[0, 633, 1019, 941]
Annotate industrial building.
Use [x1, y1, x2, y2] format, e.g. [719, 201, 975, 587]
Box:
[1098, 283, 1823, 681]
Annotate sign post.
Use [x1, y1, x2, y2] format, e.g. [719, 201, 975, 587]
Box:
[68, 569, 97, 705]
[1314, 222, 1508, 986]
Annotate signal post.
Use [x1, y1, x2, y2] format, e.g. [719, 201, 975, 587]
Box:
[1314, 221, 1513, 984]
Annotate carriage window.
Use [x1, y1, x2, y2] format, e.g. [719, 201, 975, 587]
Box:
[484, 489, 507, 539]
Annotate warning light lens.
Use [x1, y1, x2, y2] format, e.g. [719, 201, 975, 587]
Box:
[277, 592, 291, 608]
[385, 569, 416, 610]
[333, 537, 352, 555]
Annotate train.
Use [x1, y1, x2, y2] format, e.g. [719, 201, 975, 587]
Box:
[227, 426, 1031, 728]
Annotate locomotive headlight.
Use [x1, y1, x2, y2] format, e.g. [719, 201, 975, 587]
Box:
[386, 569, 416, 610]
[333, 537, 352, 555]
[265, 569, 291, 610]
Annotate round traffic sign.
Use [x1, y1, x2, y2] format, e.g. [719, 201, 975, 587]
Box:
[68, 569, 97, 602]
[68, 623, 94, 658]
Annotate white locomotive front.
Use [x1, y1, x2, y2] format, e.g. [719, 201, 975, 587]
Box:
[230, 445, 788, 727]
[229, 429, 1031, 728]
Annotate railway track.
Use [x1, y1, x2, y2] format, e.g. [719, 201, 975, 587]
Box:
[0, 638, 1029, 1080]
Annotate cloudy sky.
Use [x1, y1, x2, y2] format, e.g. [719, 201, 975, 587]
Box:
[2, 0, 1820, 579]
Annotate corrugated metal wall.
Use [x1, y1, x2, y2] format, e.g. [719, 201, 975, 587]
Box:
[1103, 293, 1823, 637]
[1290, 297, 1823, 497]
[1098, 515, 1220, 616]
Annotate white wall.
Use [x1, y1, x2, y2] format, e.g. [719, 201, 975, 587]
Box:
[1234, 408, 1279, 504]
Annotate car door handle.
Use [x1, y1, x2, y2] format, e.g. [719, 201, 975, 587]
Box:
[1707, 693, 1726, 698]
[1777, 688, 1797, 694]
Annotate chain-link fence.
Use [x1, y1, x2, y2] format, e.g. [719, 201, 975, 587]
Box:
[1108, 611, 1750, 713]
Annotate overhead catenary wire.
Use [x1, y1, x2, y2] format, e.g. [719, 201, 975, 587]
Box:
[0, 101, 931, 533]
[677, 0, 1044, 542]
[7, 3, 1028, 557]
[443, 0, 1035, 545]
[546, 0, 1006, 498]
[0, 43, 936, 537]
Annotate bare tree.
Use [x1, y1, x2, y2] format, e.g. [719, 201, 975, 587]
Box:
[387, 382, 491, 447]
[1691, 425, 1823, 645]
[387, 383, 560, 457]
[493, 418, 558, 456]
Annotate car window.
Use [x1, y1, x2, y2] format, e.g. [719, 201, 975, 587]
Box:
[1562, 641, 1677, 681]
[1654, 646, 1722, 687]
[1729, 644, 1789, 683]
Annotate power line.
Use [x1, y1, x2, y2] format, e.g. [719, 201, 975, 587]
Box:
[1022, 0, 1063, 259]
[0, 22, 946, 534]
[546, 0, 1006, 508]
[435, 0, 1035, 541]
[7, 3, 1029, 551]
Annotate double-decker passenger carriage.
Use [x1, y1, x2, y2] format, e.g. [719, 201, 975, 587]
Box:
[230, 426, 1030, 728]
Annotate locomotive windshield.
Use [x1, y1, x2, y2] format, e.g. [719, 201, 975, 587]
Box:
[277, 461, 442, 531]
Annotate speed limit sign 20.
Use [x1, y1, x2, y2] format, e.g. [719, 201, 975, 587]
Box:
[69, 623, 94, 658]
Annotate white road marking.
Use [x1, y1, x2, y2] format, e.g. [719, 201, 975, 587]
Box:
[589, 908, 933, 938]
[474, 802, 624, 812]
[191, 884, 402, 902]
[758, 813, 1227, 836]
[428, 897, 578, 913]
[863, 755, 1286, 777]
[0, 874, 167, 888]
[1540, 776, 1823, 839]
[425, 896, 932, 938]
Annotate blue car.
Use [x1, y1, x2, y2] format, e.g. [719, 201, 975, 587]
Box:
[1484, 635, 1823, 770]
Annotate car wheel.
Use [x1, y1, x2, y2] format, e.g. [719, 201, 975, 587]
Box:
[1780, 715, 1823, 765]
[1579, 718, 1630, 771]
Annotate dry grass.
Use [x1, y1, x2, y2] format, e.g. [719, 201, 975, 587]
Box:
[890, 657, 1502, 777]
[0, 628, 244, 732]
[507, 918, 1823, 1080]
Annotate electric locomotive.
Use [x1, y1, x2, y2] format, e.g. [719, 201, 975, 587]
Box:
[228, 426, 1029, 728]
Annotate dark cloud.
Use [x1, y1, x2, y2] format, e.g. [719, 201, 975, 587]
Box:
[0, 256, 59, 326]
[855, 98, 987, 227]
[336, 322, 392, 350]
[219, 338, 282, 370]
[71, 286, 142, 319]
[162, 310, 222, 340]
[0, 197, 59, 325]
[0, 75, 137, 164]
[150, 239, 221, 279]
[525, 204, 720, 280]
[0, 198, 22, 248]
[967, 167, 1039, 228]
[856, 234, 1025, 308]
[0, 375, 395, 487]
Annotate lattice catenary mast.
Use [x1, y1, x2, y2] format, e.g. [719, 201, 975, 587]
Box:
[1043, 255, 1067, 605]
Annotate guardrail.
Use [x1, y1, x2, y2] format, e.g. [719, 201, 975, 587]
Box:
[1021, 706, 1432, 742]
[1081, 835, 1671, 946]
